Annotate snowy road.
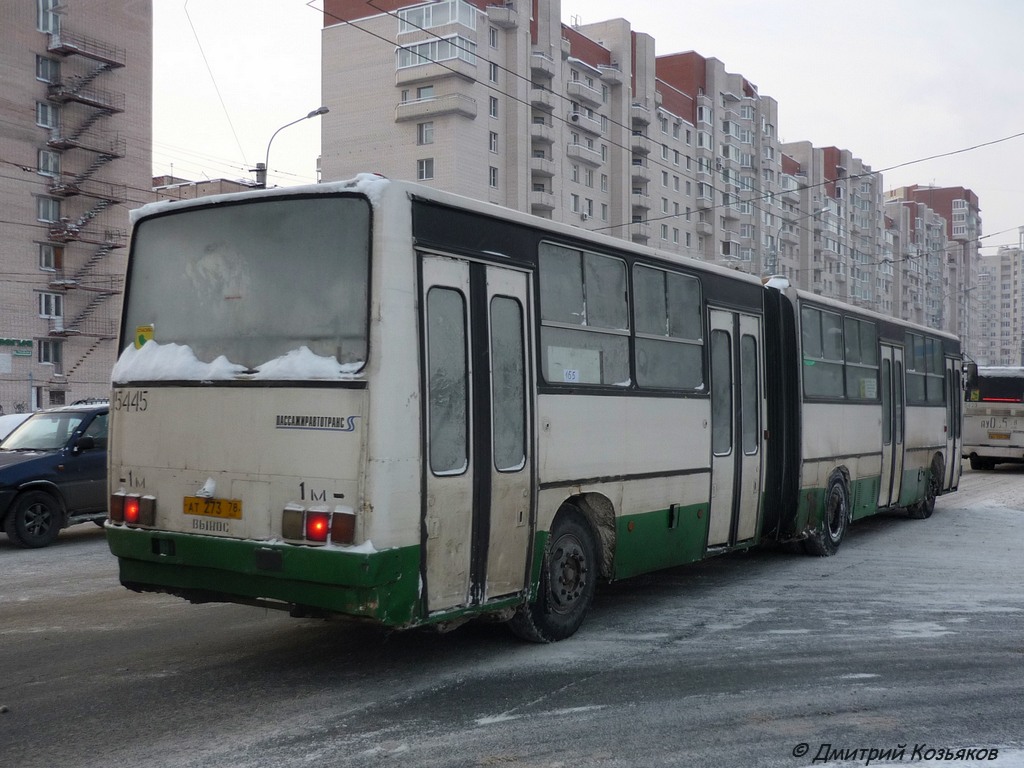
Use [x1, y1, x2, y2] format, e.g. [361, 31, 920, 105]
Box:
[2, 464, 1024, 768]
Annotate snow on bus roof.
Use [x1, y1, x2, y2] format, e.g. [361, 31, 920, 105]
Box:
[979, 366, 1024, 378]
[130, 172, 390, 224]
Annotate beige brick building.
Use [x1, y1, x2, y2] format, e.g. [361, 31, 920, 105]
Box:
[318, 0, 982, 351]
[0, 0, 151, 414]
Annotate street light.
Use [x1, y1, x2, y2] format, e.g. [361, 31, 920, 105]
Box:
[254, 106, 329, 188]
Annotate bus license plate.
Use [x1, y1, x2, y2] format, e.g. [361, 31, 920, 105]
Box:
[988, 432, 1011, 440]
[184, 496, 243, 519]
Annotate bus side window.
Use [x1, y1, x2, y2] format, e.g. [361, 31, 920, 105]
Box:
[426, 287, 469, 476]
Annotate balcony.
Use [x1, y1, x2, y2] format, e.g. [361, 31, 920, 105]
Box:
[395, 93, 477, 121]
[486, 3, 518, 29]
[48, 31, 125, 68]
[567, 80, 603, 107]
[631, 159, 652, 184]
[531, 51, 556, 78]
[630, 133, 652, 155]
[530, 190, 556, 211]
[530, 156, 555, 177]
[630, 103, 651, 126]
[530, 87, 555, 111]
[631, 193, 651, 211]
[566, 143, 602, 167]
[567, 111, 602, 135]
[630, 222, 651, 243]
[47, 81, 125, 112]
[530, 121, 554, 145]
[599, 65, 623, 85]
[395, 58, 476, 86]
[696, 220, 713, 236]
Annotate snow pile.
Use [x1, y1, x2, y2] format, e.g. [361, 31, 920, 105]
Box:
[111, 342, 364, 383]
[111, 341, 244, 382]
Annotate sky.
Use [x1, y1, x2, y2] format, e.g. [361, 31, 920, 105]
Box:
[153, 0, 1024, 256]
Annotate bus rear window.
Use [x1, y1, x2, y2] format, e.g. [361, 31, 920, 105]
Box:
[122, 195, 370, 378]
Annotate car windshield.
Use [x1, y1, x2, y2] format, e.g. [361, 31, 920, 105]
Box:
[0, 413, 88, 451]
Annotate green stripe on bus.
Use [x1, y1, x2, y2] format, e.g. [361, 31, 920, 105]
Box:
[107, 527, 421, 626]
[612, 503, 710, 579]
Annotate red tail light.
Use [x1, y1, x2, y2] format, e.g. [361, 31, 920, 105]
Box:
[124, 496, 141, 524]
[305, 511, 330, 542]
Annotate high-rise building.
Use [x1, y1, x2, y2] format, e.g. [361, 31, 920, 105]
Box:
[975, 231, 1024, 366]
[0, 0, 152, 413]
[318, 0, 982, 344]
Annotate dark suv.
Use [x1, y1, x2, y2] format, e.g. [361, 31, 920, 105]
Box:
[0, 401, 108, 548]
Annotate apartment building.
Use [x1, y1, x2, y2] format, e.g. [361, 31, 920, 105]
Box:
[0, 0, 151, 414]
[320, 0, 786, 266]
[319, 0, 982, 348]
[887, 185, 982, 350]
[975, 233, 1024, 366]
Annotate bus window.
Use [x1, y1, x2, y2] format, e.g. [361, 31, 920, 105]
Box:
[426, 287, 469, 476]
[740, 334, 758, 455]
[539, 243, 629, 386]
[490, 296, 526, 472]
[633, 264, 703, 389]
[801, 306, 843, 398]
[711, 329, 732, 456]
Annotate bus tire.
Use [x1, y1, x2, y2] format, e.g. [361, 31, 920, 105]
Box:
[4, 491, 63, 549]
[908, 456, 942, 520]
[508, 508, 598, 643]
[969, 455, 994, 471]
[803, 474, 849, 557]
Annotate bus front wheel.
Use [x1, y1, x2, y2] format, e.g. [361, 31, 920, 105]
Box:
[508, 508, 598, 643]
[803, 475, 849, 557]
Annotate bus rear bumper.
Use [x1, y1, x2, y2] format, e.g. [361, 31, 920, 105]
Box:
[106, 526, 421, 626]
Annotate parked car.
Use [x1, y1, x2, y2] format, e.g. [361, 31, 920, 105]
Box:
[0, 412, 32, 440]
[0, 401, 108, 548]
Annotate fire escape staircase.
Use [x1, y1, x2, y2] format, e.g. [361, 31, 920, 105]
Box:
[42, 29, 127, 344]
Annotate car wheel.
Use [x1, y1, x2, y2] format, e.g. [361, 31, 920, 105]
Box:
[5, 491, 63, 548]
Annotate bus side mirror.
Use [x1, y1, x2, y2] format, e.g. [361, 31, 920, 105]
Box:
[965, 362, 978, 390]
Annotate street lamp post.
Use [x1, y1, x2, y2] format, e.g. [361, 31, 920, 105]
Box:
[254, 106, 329, 188]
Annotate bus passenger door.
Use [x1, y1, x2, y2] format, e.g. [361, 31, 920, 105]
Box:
[878, 345, 905, 508]
[945, 357, 963, 489]
[420, 256, 534, 614]
[707, 309, 764, 548]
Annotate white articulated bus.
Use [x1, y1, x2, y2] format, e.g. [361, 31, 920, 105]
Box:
[105, 176, 962, 641]
[963, 366, 1024, 470]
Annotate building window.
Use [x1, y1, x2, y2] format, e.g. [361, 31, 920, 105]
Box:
[35, 55, 59, 83]
[39, 244, 61, 271]
[38, 339, 62, 366]
[489, 26, 498, 48]
[37, 0, 60, 33]
[489, 96, 498, 118]
[489, 131, 498, 153]
[36, 197, 60, 223]
[417, 158, 434, 180]
[489, 166, 498, 188]
[489, 62, 499, 83]
[39, 292, 63, 318]
[398, 0, 476, 32]
[397, 35, 477, 68]
[416, 85, 434, 100]
[36, 101, 58, 129]
[38, 149, 60, 177]
[417, 121, 434, 145]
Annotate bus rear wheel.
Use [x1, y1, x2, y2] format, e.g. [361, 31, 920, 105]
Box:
[803, 475, 849, 557]
[969, 455, 995, 471]
[508, 508, 598, 643]
[908, 456, 943, 520]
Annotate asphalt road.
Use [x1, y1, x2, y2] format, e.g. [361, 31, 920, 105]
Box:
[2, 464, 1023, 768]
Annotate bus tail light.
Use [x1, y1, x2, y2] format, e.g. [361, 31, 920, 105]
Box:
[305, 511, 330, 542]
[110, 494, 157, 527]
[281, 505, 356, 546]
